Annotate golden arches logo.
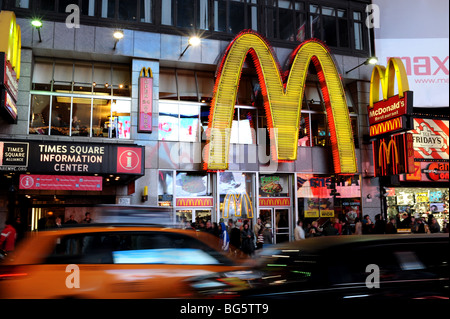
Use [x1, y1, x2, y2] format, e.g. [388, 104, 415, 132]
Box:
[139, 67, 153, 78]
[378, 139, 399, 167]
[204, 31, 356, 174]
[0, 11, 21, 79]
[369, 117, 402, 137]
[223, 192, 254, 219]
[369, 57, 409, 108]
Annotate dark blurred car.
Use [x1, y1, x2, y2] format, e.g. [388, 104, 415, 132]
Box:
[187, 234, 449, 300]
[0, 224, 247, 299]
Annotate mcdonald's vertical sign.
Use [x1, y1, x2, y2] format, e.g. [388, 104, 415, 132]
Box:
[373, 132, 415, 177]
[0, 11, 21, 124]
[138, 67, 153, 133]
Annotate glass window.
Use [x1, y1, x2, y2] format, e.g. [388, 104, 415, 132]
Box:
[30, 60, 131, 139]
[298, 113, 310, 147]
[15, 0, 30, 8]
[198, 0, 209, 29]
[214, 0, 227, 32]
[179, 104, 200, 142]
[161, 0, 173, 25]
[158, 170, 174, 205]
[259, 174, 290, 197]
[101, 0, 116, 18]
[82, 0, 97, 16]
[159, 69, 177, 100]
[41, 0, 55, 11]
[140, 0, 152, 23]
[74, 63, 93, 94]
[71, 97, 92, 136]
[118, 0, 137, 21]
[197, 71, 215, 103]
[53, 62, 73, 92]
[177, 0, 195, 28]
[50, 96, 71, 136]
[229, 0, 245, 34]
[177, 69, 197, 101]
[29, 95, 51, 135]
[32, 61, 53, 91]
[200, 104, 210, 141]
[238, 108, 257, 144]
[176, 172, 211, 197]
[219, 172, 255, 221]
[158, 102, 179, 141]
[311, 113, 328, 147]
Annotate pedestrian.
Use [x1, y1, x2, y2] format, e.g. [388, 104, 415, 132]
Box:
[373, 214, 386, 234]
[81, 212, 93, 224]
[333, 218, 342, 235]
[219, 221, 230, 252]
[55, 216, 63, 228]
[341, 219, 352, 235]
[354, 217, 362, 235]
[429, 218, 441, 233]
[256, 227, 264, 250]
[0, 219, 17, 253]
[204, 220, 215, 235]
[294, 220, 305, 240]
[229, 221, 241, 255]
[241, 221, 255, 256]
[362, 215, 373, 234]
[385, 217, 397, 234]
[307, 221, 322, 237]
[253, 218, 262, 247]
[65, 215, 78, 225]
[415, 218, 427, 233]
[262, 223, 273, 247]
[323, 221, 339, 236]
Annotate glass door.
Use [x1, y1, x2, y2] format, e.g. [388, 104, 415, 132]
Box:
[274, 208, 290, 243]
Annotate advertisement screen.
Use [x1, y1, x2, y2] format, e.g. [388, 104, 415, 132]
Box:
[373, 0, 449, 107]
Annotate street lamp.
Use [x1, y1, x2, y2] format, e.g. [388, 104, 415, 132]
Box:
[31, 19, 43, 42]
[179, 36, 201, 59]
[113, 30, 124, 50]
[345, 56, 378, 74]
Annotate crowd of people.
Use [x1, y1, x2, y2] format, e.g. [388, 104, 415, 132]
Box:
[180, 217, 272, 257]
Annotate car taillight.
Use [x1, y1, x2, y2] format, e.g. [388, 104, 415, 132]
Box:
[0, 266, 28, 280]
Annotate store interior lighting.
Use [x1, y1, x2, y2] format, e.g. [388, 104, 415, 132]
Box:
[345, 56, 378, 74]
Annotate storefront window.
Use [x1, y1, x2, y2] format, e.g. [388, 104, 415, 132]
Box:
[158, 170, 174, 206]
[158, 102, 200, 142]
[219, 172, 255, 222]
[176, 172, 212, 197]
[386, 188, 449, 230]
[30, 60, 131, 139]
[259, 174, 290, 198]
[297, 174, 361, 223]
[311, 113, 329, 147]
[29, 95, 51, 135]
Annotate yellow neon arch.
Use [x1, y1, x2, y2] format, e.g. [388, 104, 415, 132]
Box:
[205, 31, 356, 174]
[0, 11, 21, 79]
[369, 57, 409, 108]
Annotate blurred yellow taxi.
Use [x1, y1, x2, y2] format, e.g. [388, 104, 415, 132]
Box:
[0, 225, 246, 299]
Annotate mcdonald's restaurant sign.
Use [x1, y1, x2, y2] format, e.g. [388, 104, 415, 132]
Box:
[259, 197, 291, 207]
[176, 197, 213, 207]
[204, 31, 357, 174]
[367, 58, 413, 137]
[0, 11, 21, 124]
[373, 132, 415, 177]
[138, 67, 153, 133]
[222, 192, 254, 219]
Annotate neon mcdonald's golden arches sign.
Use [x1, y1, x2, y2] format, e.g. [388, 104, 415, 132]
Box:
[204, 30, 357, 174]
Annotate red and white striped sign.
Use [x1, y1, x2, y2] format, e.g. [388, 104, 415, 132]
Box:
[410, 119, 449, 160]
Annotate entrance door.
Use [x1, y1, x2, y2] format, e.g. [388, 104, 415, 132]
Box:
[258, 208, 291, 244]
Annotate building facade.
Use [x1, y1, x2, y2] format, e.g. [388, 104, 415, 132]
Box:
[1, 0, 385, 242]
